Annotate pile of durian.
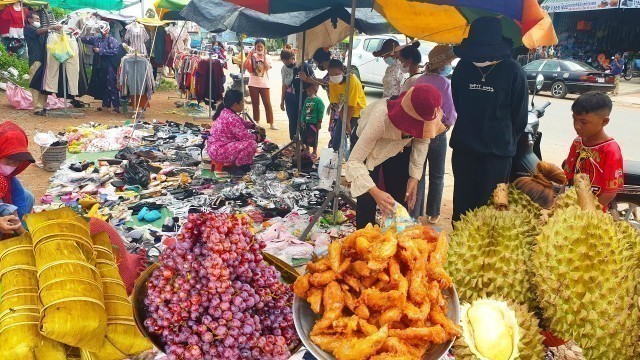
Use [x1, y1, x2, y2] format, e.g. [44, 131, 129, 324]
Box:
[447, 173, 640, 360]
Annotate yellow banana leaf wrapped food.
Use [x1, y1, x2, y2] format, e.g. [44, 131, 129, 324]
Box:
[85, 232, 152, 359]
[0, 234, 66, 360]
[24, 208, 107, 351]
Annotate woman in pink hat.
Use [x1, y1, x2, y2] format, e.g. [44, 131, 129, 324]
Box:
[346, 84, 445, 229]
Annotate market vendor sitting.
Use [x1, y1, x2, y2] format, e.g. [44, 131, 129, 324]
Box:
[0, 122, 36, 236]
[206, 90, 262, 169]
[345, 84, 445, 229]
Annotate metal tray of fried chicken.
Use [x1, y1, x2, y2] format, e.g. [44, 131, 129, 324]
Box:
[293, 287, 460, 360]
[293, 228, 460, 360]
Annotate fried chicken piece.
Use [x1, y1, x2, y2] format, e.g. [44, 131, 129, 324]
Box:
[403, 302, 429, 322]
[349, 260, 371, 277]
[354, 304, 370, 320]
[306, 258, 330, 273]
[313, 281, 346, 333]
[331, 315, 360, 336]
[389, 325, 448, 343]
[381, 337, 425, 358]
[310, 270, 339, 287]
[360, 288, 405, 311]
[379, 307, 403, 326]
[361, 275, 378, 288]
[342, 274, 361, 292]
[426, 281, 440, 304]
[426, 233, 452, 288]
[293, 273, 311, 298]
[367, 259, 388, 271]
[310, 334, 345, 353]
[377, 272, 390, 282]
[355, 236, 372, 257]
[332, 325, 389, 360]
[371, 231, 398, 261]
[358, 319, 378, 336]
[408, 263, 428, 304]
[342, 224, 380, 251]
[337, 257, 351, 274]
[429, 305, 462, 337]
[370, 353, 416, 360]
[328, 241, 342, 273]
[307, 287, 323, 314]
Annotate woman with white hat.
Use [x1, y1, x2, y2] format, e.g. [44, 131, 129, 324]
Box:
[346, 84, 445, 229]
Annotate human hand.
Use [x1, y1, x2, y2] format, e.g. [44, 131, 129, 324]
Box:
[280, 101, 285, 111]
[370, 188, 396, 215]
[405, 177, 419, 211]
[93, 47, 100, 53]
[0, 215, 22, 233]
[50, 25, 63, 31]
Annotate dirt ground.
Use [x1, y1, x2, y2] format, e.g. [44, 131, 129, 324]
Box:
[5, 58, 454, 232]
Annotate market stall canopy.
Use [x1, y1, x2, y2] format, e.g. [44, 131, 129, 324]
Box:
[136, 17, 171, 27]
[0, 0, 48, 6]
[181, 0, 390, 37]
[541, 0, 621, 13]
[155, 0, 188, 20]
[375, 0, 557, 47]
[223, 0, 375, 14]
[49, 0, 142, 11]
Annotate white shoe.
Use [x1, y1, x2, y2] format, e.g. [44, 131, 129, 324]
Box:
[270, 124, 280, 130]
[427, 216, 440, 224]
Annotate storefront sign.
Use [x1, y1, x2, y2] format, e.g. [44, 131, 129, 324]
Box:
[542, 0, 620, 13]
[619, 0, 640, 8]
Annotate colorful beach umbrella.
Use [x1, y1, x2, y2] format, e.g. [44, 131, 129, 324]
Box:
[224, 0, 557, 48]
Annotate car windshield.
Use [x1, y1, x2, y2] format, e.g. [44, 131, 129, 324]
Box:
[563, 61, 597, 72]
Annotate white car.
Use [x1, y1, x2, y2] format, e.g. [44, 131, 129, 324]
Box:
[349, 34, 453, 89]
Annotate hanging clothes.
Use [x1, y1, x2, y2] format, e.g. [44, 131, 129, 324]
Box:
[1, 4, 27, 39]
[167, 24, 190, 53]
[152, 26, 167, 67]
[38, 8, 55, 28]
[43, 32, 80, 96]
[119, 54, 154, 98]
[109, 21, 125, 43]
[195, 56, 224, 104]
[164, 30, 174, 67]
[124, 22, 149, 55]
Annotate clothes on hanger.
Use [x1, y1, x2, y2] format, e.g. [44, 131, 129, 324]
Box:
[43, 31, 80, 96]
[167, 24, 190, 53]
[195, 55, 224, 105]
[109, 21, 125, 43]
[1, 3, 28, 38]
[152, 26, 167, 67]
[38, 7, 56, 28]
[124, 22, 149, 55]
[119, 54, 154, 99]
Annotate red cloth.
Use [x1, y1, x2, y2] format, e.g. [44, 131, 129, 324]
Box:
[195, 57, 224, 104]
[0, 122, 31, 204]
[0, 5, 27, 34]
[564, 137, 624, 205]
[89, 218, 147, 295]
[0, 8, 9, 36]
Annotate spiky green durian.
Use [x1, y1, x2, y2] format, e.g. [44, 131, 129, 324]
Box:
[531, 175, 640, 360]
[448, 186, 538, 309]
[454, 298, 545, 360]
[488, 186, 542, 220]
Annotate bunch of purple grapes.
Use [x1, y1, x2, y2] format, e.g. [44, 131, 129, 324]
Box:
[144, 213, 299, 359]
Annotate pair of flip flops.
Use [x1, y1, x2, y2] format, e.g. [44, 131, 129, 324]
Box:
[137, 206, 162, 222]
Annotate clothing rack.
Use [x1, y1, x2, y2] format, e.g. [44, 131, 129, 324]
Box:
[47, 29, 85, 118]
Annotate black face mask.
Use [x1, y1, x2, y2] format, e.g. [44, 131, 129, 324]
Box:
[285, 63, 295, 69]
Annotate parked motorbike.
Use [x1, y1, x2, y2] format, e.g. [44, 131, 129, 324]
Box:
[511, 75, 640, 229]
[623, 59, 640, 81]
[228, 73, 251, 104]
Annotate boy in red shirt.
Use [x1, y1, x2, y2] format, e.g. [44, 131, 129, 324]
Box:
[564, 91, 623, 209]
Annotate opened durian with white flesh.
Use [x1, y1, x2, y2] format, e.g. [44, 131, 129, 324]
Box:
[448, 184, 538, 309]
[531, 173, 640, 360]
[454, 298, 544, 360]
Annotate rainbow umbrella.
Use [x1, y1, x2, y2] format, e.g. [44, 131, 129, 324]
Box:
[224, 0, 557, 48]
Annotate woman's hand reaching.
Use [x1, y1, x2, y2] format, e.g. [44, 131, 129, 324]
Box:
[405, 177, 419, 211]
[370, 187, 396, 215]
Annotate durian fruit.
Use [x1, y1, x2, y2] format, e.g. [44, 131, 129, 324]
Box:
[488, 185, 542, 220]
[448, 184, 538, 309]
[549, 187, 602, 216]
[454, 298, 545, 360]
[531, 174, 640, 360]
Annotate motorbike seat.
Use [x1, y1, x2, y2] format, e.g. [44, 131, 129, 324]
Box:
[624, 160, 640, 186]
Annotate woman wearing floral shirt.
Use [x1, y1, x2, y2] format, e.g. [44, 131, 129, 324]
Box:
[374, 39, 406, 97]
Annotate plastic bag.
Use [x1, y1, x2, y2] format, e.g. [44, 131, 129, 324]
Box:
[47, 33, 75, 63]
[381, 202, 415, 232]
[123, 159, 150, 188]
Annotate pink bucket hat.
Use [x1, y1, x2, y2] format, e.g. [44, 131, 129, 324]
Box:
[387, 84, 445, 139]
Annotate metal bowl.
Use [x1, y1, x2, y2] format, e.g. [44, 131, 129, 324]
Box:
[293, 286, 460, 360]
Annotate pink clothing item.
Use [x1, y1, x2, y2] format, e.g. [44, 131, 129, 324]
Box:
[6, 82, 66, 110]
[245, 53, 271, 88]
[206, 108, 258, 166]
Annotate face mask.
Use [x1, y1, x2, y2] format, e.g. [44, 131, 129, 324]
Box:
[400, 65, 410, 74]
[329, 75, 344, 84]
[256, 49, 264, 55]
[213, 46, 219, 51]
[33, 22, 41, 28]
[384, 57, 395, 66]
[0, 164, 16, 176]
[440, 65, 453, 76]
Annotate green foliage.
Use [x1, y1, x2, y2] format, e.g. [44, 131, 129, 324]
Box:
[0, 43, 30, 88]
[51, 7, 67, 21]
[156, 78, 178, 92]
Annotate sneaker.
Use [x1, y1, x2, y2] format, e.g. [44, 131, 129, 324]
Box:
[34, 109, 46, 116]
[269, 124, 280, 130]
[427, 216, 440, 224]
